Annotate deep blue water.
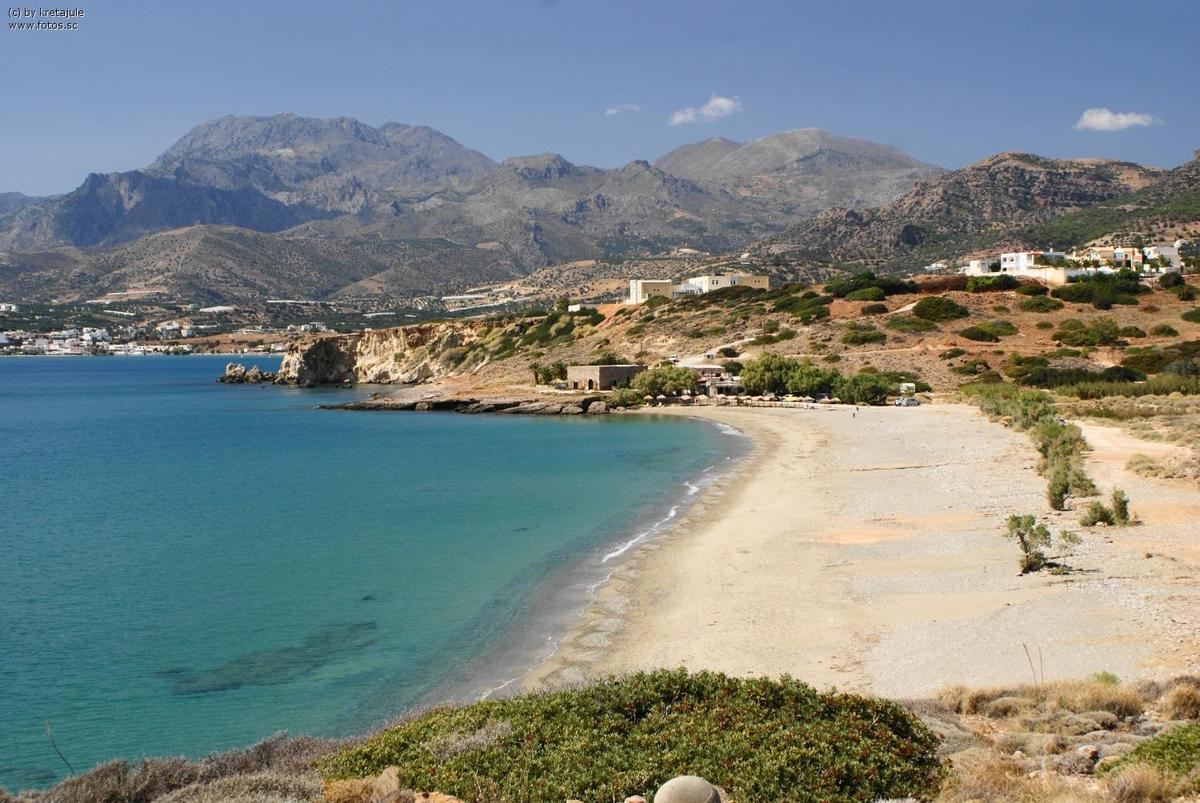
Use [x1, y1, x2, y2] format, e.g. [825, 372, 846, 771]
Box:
[0, 356, 733, 791]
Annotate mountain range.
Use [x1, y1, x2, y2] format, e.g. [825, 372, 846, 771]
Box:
[0, 114, 1195, 304]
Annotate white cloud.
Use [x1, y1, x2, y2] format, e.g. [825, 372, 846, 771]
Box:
[668, 94, 742, 126]
[1073, 107, 1161, 132]
[603, 103, 641, 117]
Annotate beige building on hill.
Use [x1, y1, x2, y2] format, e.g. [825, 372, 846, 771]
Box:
[628, 279, 675, 304]
[566, 364, 646, 391]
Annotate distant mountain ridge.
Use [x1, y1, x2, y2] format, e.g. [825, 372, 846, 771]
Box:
[4, 113, 1184, 304]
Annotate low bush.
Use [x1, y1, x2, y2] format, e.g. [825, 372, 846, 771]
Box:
[1159, 271, 1185, 289]
[861, 302, 889, 314]
[1100, 722, 1200, 782]
[608, 388, 646, 407]
[1015, 283, 1049, 296]
[1160, 683, 1200, 720]
[1060, 374, 1200, 399]
[966, 274, 1020, 292]
[959, 320, 1018, 342]
[1150, 324, 1179, 337]
[1053, 317, 1121, 347]
[1119, 325, 1147, 338]
[1019, 295, 1064, 313]
[939, 347, 967, 359]
[1080, 502, 1116, 527]
[912, 296, 969, 322]
[845, 285, 886, 302]
[319, 670, 946, 802]
[717, 346, 739, 358]
[1182, 308, 1200, 324]
[886, 315, 939, 333]
[842, 322, 887, 345]
[825, 271, 918, 299]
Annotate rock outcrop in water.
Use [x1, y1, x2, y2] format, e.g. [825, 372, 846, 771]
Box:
[217, 362, 277, 383]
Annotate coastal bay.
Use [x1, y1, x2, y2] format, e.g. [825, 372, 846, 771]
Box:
[527, 403, 1200, 696]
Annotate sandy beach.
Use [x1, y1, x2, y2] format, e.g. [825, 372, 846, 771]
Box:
[524, 402, 1200, 698]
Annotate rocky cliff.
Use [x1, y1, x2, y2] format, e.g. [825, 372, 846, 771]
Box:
[277, 320, 489, 386]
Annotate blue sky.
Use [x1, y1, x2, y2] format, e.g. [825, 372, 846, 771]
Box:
[3, 0, 1197, 196]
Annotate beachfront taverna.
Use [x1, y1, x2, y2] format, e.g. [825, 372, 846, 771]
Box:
[566, 364, 646, 390]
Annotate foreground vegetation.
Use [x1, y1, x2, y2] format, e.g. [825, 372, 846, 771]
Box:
[320, 670, 945, 802]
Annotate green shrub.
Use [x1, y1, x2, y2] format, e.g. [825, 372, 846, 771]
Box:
[1019, 296, 1065, 313]
[1100, 723, 1200, 780]
[960, 320, 1017, 342]
[886, 315, 939, 333]
[319, 670, 946, 802]
[1119, 325, 1147, 338]
[1080, 502, 1115, 527]
[1177, 286, 1197, 301]
[845, 286, 886, 302]
[826, 271, 917, 299]
[608, 388, 646, 407]
[1060, 374, 1200, 399]
[861, 303, 889, 315]
[1036, 320, 1054, 330]
[721, 360, 744, 375]
[1150, 324, 1179, 337]
[842, 322, 887, 345]
[1182, 308, 1200, 323]
[836, 371, 894, 405]
[966, 274, 1020, 292]
[1053, 317, 1121, 347]
[1016, 283, 1050, 296]
[912, 296, 968, 322]
[1111, 488, 1131, 525]
[939, 347, 967, 359]
[1159, 271, 1185, 289]
[717, 346, 739, 358]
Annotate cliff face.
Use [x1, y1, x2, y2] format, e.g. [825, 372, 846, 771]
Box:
[277, 321, 487, 386]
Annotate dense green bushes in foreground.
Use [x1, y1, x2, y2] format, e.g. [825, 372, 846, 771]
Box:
[319, 670, 946, 802]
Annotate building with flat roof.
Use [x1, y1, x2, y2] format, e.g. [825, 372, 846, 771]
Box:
[680, 273, 769, 294]
[566, 364, 646, 391]
[628, 279, 675, 304]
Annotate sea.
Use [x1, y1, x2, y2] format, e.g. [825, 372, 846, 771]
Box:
[0, 355, 741, 791]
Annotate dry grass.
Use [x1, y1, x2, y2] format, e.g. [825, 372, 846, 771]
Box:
[936, 748, 1105, 802]
[155, 771, 322, 803]
[5, 733, 346, 803]
[1104, 764, 1181, 802]
[1161, 683, 1200, 721]
[939, 679, 1144, 721]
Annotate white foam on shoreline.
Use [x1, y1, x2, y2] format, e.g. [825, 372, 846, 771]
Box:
[602, 503, 679, 563]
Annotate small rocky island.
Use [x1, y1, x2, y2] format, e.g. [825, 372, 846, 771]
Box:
[217, 363, 278, 384]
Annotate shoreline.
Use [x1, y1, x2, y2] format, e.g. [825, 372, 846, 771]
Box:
[524, 403, 1200, 697]
[402, 412, 753, 711]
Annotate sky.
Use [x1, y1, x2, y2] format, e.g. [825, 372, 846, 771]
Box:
[2, 0, 1197, 196]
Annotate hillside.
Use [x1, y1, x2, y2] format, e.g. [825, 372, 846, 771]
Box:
[274, 269, 1200, 399]
[761, 153, 1168, 269]
[0, 226, 522, 303]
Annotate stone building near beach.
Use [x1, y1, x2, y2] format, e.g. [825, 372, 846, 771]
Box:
[567, 364, 646, 391]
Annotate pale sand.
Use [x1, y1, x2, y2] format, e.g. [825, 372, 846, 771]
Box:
[523, 403, 1200, 698]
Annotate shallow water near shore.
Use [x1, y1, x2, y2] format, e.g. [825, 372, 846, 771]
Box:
[0, 356, 732, 791]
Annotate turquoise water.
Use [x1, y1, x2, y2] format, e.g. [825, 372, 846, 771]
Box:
[0, 356, 735, 791]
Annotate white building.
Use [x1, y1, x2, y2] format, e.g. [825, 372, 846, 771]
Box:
[0, 303, 19, 313]
[1143, 244, 1182, 271]
[679, 273, 770, 294]
[628, 279, 675, 304]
